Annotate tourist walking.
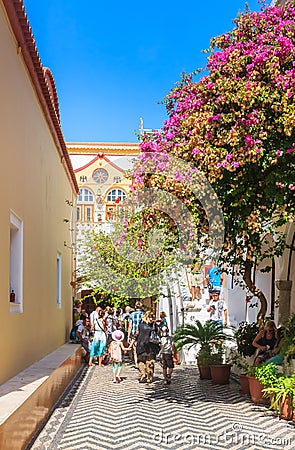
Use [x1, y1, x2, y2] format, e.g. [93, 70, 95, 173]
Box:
[89, 309, 107, 367]
[122, 305, 131, 340]
[156, 311, 168, 329]
[128, 301, 144, 369]
[159, 326, 175, 385]
[189, 260, 203, 301]
[109, 330, 131, 383]
[136, 311, 159, 383]
[90, 305, 102, 327]
[105, 307, 119, 347]
[205, 260, 224, 301]
[207, 291, 228, 326]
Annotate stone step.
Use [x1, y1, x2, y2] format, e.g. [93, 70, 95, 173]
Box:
[0, 344, 83, 450]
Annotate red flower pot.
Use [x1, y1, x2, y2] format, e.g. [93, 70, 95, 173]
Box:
[239, 373, 250, 395]
[280, 395, 294, 421]
[197, 357, 212, 379]
[247, 376, 268, 405]
[210, 364, 231, 385]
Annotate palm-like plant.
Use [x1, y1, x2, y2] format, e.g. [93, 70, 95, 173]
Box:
[174, 320, 233, 366]
[263, 375, 295, 418]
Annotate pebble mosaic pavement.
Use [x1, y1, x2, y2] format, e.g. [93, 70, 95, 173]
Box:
[27, 361, 295, 450]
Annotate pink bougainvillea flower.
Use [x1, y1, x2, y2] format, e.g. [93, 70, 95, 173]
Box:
[173, 170, 185, 181]
[232, 161, 240, 168]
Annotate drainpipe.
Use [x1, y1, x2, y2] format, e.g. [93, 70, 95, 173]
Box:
[177, 280, 185, 327]
[167, 285, 174, 332]
[276, 230, 295, 324]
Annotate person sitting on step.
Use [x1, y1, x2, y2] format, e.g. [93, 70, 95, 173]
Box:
[252, 320, 278, 366]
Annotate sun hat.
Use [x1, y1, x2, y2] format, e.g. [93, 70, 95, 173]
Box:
[112, 330, 124, 342]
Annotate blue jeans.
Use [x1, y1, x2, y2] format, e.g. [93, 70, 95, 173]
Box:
[265, 353, 284, 365]
[211, 319, 223, 326]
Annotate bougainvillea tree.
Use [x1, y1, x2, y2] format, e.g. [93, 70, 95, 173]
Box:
[132, 0, 295, 322]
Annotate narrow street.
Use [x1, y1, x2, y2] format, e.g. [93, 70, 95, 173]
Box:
[28, 361, 295, 450]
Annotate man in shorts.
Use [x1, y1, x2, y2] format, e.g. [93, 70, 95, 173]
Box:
[189, 261, 203, 301]
[128, 301, 144, 369]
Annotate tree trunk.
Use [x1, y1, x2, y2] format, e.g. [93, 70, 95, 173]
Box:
[243, 252, 267, 326]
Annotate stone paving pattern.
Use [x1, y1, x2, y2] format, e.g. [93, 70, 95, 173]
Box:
[28, 361, 295, 450]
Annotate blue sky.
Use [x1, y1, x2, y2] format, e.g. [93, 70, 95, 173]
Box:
[23, 0, 264, 143]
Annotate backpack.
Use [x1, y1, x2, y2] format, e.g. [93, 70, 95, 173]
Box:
[70, 324, 79, 343]
[149, 327, 160, 345]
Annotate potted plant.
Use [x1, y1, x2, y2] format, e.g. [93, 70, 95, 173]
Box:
[226, 349, 250, 394]
[174, 320, 231, 380]
[263, 375, 295, 420]
[209, 344, 233, 385]
[197, 345, 214, 379]
[247, 362, 278, 405]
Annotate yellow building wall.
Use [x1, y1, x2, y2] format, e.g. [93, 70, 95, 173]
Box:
[0, 5, 75, 384]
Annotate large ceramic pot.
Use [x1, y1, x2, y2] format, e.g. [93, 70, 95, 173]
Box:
[198, 364, 212, 379]
[247, 376, 268, 405]
[197, 356, 212, 379]
[210, 364, 231, 385]
[280, 395, 294, 421]
[239, 373, 250, 395]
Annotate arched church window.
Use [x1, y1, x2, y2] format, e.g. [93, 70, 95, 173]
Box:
[106, 189, 126, 202]
[78, 188, 94, 202]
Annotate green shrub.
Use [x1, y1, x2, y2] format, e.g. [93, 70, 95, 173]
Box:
[235, 322, 259, 357]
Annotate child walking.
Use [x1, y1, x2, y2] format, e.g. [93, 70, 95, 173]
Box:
[109, 330, 130, 383]
[159, 326, 175, 385]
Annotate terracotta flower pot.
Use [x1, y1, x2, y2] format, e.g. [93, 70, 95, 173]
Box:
[239, 373, 250, 395]
[198, 364, 212, 379]
[280, 395, 294, 421]
[247, 376, 268, 405]
[210, 364, 231, 385]
[197, 356, 212, 379]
